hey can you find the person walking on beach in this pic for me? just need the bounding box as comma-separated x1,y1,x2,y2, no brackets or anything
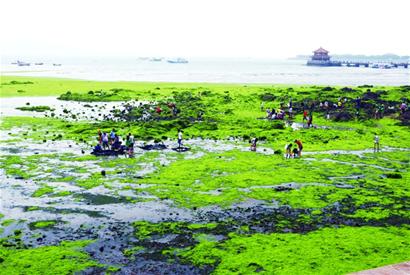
294,139,303,156
177,130,183,148
374,135,380,152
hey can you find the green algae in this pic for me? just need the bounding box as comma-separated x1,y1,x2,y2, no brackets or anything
1,219,16,227
1,77,410,274
176,226,410,274
32,185,55,197
140,150,409,209
16,105,55,112
0,240,100,275
29,220,58,229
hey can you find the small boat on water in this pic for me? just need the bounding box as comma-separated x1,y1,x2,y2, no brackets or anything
149,57,163,62
167,58,188,64
17,61,30,66
53,63,62,66
35,62,44,65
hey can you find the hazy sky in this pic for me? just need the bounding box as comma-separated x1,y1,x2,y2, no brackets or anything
1,0,409,58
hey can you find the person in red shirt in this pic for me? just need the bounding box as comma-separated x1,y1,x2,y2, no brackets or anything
303,110,308,123
294,139,303,156
155,106,162,114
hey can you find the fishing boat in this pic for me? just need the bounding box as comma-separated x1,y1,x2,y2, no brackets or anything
35,62,44,65
53,63,62,66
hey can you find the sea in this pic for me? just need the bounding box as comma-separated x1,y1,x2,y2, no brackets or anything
1,57,409,86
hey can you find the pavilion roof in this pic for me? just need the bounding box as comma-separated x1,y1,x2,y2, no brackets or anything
314,47,329,54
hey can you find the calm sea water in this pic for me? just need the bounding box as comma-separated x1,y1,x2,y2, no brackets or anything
1,57,409,86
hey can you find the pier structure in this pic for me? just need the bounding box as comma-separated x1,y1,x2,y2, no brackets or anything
307,48,409,68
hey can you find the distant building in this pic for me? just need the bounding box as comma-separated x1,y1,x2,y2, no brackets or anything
307,47,341,67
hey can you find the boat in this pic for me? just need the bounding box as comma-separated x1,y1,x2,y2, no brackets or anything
35,62,44,65
149,57,163,62
53,63,62,66
17,61,30,66
167,58,188,64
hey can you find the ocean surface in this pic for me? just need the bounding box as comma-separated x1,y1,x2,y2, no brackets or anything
1,57,409,86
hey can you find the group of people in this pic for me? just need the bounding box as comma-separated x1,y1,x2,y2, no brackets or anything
265,108,286,120
285,139,303,159
248,137,303,159
95,129,135,155
93,128,186,156
155,102,179,117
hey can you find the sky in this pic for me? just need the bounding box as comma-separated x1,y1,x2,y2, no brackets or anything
1,0,409,59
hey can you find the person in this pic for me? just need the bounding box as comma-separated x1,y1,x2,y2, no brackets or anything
266,108,271,119
374,135,380,152
285,143,293,159
177,130,183,148
326,112,330,120
109,129,116,144
155,105,162,114
378,104,385,118
294,139,303,156
271,109,277,119
102,132,109,150
292,147,299,158
303,110,308,123
307,114,313,128
197,110,204,121
126,133,135,155
288,106,293,119
355,97,361,110
97,129,102,145
250,137,258,151
94,143,103,152
112,134,122,151
400,102,407,114
172,106,178,116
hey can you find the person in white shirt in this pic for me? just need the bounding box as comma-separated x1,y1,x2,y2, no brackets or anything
178,130,183,148
374,135,380,152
